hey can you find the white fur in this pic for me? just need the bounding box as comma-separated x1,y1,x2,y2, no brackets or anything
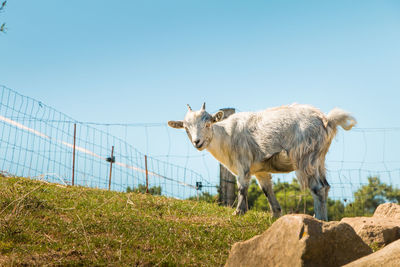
168,103,356,221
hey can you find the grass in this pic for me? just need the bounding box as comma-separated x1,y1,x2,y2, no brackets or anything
0,176,273,266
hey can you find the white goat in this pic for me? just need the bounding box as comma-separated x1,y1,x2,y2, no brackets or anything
168,103,356,221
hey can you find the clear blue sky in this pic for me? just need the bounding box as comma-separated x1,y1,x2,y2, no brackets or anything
1,1,400,196
1,0,400,125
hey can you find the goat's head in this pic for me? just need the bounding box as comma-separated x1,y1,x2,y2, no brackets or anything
168,103,224,151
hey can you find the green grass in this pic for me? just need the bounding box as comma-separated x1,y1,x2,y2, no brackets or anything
0,176,273,266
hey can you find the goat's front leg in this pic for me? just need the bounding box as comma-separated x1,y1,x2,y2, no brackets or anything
233,170,251,215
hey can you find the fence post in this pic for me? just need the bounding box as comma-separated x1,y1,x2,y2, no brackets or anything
72,123,76,186
145,155,149,193
108,146,114,190
284,187,287,214
218,108,236,206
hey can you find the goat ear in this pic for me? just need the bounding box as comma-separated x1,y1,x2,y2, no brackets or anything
212,111,224,123
168,120,184,129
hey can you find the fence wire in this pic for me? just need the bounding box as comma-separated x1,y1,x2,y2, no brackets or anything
1,84,399,219
0,85,213,199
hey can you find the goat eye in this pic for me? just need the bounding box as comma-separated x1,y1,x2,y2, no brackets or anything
205,122,211,128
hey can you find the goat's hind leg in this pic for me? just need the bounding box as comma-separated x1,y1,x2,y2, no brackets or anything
310,178,330,221
296,170,330,221
315,171,330,221
255,173,281,218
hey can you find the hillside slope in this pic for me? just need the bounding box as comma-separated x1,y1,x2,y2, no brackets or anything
0,176,273,266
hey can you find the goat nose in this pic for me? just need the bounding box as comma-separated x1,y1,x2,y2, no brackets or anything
194,139,200,145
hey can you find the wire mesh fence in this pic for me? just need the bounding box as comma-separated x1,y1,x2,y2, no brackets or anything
0,84,399,219
0,85,214,199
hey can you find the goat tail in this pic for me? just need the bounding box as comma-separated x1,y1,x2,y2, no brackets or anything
327,108,357,131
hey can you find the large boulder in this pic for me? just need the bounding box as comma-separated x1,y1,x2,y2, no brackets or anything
341,217,400,247
225,214,372,267
340,203,400,247
374,203,400,220
344,238,400,267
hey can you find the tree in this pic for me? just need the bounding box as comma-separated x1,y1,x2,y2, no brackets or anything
247,178,359,221
0,1,6,33
187,191,219,203
247,179,264,210
386,186,400,203
348,176,400,216
247,178,314,216
191,175,400,221
274,178,314,215
126,184,162,195
327,198,345,221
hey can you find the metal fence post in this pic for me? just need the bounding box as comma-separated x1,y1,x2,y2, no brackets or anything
284,187,287,214
145,155,149,193
108,146,114,190
72,123,76,186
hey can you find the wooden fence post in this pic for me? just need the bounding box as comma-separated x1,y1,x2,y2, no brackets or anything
218,108,236,206
72,123,76,186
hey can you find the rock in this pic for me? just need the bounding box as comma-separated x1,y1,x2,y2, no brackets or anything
340,203,400,247
374,203,400,220
225,214,372,267
341,217,400,247
343,239,400,267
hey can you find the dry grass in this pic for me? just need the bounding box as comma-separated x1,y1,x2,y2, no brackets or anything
0,176,273,266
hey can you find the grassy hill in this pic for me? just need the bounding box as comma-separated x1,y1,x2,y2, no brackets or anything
0,176,273,266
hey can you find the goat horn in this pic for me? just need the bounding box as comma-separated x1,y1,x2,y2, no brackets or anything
187,104,192,111
201,102,206,110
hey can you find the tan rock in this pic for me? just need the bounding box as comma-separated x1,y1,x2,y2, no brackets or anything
225,214,372,267
374,203,400,220
341,217,400,246
344,239,400,267
340,203,400,247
